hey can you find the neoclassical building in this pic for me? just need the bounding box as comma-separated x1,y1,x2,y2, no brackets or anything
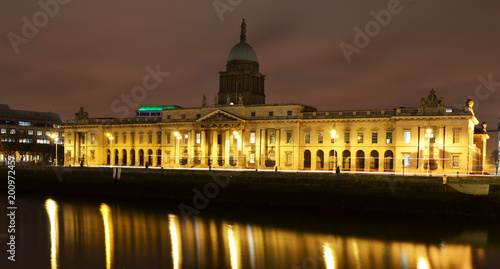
63,20,489,175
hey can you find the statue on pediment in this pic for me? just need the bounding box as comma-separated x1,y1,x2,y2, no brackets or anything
75,107,89,124
420,89,444,108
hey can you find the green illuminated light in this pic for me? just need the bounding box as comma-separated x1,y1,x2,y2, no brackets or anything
138,105,178,111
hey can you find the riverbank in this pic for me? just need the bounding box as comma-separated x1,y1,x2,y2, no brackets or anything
2,165,500,220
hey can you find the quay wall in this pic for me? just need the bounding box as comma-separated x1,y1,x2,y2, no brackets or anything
2,166,500,219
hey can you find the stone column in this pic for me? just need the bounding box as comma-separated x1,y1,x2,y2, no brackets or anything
201,130,207,166
294,126,300,170
255,129,261,168
224,129,230,167
239,128,245,168
75,132,80,166
260,129,266,168
189,129,195,165
311,149,317,171
276,129,281,169
118,148,123,166
212,129,218,166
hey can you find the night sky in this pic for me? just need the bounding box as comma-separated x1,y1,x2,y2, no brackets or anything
2,0,499,127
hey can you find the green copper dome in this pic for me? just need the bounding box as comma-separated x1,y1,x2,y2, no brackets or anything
228,41,258,62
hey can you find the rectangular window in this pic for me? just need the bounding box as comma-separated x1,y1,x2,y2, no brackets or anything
386,132,393,144
269,132,276,144
115,134,118,144
10,129,16,135
167,115,171,120
318,132,323,144
251,112,256,117
37,130,42,136
157,133,162,144
184,134,188,144
62,132,65,138
131,133,135,144
247,132,254,144
452,155,460,168
372,132,378,144
196,133,201,144
250,153,255,164
344,132,350,144
148,134,152,144
305,132,310,144
286,132,292,144
91,134,95,144
139,134,143,144
28,130,34,135
287,111,292,116
403,154,410,167
1,128,6,134
404,131,411,144
45,131,51,136
123,134,126,144
166,133,170,144
269,111,274,117
18,121,32,126
19,129,25,135
357,132,364,144
286,152,292,165
453,130,460,144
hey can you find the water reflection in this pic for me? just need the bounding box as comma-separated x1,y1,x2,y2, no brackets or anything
100,203,114,269
227,224,239,269
10,196,494,268
323,243,335,269
45,199,59,269
168,214,181,269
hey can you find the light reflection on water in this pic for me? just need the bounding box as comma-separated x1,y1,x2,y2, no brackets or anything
2,195,500,269
45,199,58,269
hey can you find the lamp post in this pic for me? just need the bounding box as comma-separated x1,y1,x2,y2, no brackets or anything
174,132,182,168
106,133,114,165
331,130,339,171
51,134,59,166
425,129,434,176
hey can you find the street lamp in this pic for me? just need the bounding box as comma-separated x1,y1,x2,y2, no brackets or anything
425,129,434,176
106,133,114,165
331,130,339,171
174,132,182,167
51,134,59,166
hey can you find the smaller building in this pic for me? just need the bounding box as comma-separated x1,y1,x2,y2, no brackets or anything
0,104,64,165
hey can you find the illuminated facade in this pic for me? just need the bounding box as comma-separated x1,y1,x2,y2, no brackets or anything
63,20,489,175
0,104,64,164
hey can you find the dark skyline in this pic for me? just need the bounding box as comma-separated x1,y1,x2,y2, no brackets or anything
2,0,499,127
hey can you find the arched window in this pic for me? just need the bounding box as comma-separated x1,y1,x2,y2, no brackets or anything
356,150,365,170
384,150,394,171
342,150,351,170
304,150,311,169
370,150,379,170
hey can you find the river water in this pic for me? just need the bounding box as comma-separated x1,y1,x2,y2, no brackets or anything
1,194,500,269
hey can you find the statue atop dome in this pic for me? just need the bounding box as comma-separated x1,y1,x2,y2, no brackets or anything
240,19,246,42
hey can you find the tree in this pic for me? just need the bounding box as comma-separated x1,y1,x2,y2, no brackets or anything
491,149,499,165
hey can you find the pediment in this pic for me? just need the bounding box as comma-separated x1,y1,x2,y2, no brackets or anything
196,110,244,123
